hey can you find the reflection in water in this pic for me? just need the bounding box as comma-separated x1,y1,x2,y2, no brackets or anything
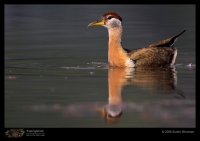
22,66,189,126
100,67,184,124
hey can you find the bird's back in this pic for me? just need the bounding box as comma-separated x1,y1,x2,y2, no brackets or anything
125,30,186,68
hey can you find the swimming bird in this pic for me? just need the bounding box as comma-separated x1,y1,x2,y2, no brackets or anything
88,11,186,68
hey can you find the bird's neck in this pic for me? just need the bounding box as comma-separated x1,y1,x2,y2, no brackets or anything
107,26,128,67
108,26,122,46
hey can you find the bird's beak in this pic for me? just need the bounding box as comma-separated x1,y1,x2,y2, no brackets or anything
88,19,104,27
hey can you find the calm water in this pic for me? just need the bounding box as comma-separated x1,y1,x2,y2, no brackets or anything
5,5,195,128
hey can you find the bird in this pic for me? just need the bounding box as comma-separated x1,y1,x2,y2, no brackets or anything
87,11,186,69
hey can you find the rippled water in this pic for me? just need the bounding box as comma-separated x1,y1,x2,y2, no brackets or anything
5,5,195,128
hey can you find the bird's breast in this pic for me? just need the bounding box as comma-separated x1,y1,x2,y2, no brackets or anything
108,47,135,67
108,50,126,67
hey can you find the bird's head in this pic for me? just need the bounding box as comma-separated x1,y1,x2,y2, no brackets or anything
88,11,122,29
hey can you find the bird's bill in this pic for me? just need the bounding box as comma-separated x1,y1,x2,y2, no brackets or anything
88,19,104,27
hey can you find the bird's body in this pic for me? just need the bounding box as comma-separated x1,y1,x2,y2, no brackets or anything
88,11,186,68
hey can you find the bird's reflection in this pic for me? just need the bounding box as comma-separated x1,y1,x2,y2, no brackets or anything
22,66,186,126
99,67,184,124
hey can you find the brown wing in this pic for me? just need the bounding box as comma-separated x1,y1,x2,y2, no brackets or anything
125,30,186,67
128,47,175,67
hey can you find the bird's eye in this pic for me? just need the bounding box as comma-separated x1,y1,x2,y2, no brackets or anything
107,16,112,20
